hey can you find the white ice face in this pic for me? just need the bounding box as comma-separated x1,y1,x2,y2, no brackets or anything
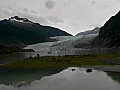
25,32,98,56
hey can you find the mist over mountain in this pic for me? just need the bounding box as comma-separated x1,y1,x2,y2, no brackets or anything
76,27,100,36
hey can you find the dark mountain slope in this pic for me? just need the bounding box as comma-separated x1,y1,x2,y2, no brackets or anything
99,11,120,38
0,16,72,53
0,19,47,45
44,26,72,37
94,11,120,48
76,27,100,36
0,16,72,45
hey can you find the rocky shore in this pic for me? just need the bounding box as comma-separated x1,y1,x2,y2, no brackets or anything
82,65,120,72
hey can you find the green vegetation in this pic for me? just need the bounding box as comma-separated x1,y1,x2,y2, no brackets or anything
1,52,120,69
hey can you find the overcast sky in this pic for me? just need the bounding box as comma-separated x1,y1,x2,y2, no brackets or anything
0,0,120,35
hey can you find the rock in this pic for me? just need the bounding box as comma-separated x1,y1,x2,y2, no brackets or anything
72,68,76,71
86,68,93,73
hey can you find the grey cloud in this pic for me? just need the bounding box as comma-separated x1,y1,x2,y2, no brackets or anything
91,0,96,4
15,11,50,25
30,10,37,14
21,8,38,15
64,1,71,6
0,7,64,25
30,16,64,25
45,0,55,9
22,8,29,12
0,8,16,18
32,17,50,25
47,16,64,24
0,9,11,16
0,7,49,25
17,10,63,25
18,8,64,24
28,16,64,25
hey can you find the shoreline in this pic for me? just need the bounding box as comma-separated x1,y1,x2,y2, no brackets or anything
0,65,120,73
81,65,120,72
0,52,120,72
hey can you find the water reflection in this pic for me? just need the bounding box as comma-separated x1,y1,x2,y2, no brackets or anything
106,72,120,84
0,68,64,86
0,67,120,90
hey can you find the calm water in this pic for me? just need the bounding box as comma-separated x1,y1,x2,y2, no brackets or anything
0,67,120,90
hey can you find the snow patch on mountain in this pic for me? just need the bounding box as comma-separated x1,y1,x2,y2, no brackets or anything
10,18,24,22
76,27,100,36
8,16,32,23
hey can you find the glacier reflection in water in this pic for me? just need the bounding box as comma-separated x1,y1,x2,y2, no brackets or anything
0,67,120,90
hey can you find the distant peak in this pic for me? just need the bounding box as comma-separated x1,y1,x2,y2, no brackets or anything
93,27,100,31
8,16,32,23
94,27,100,29
11,16,19,19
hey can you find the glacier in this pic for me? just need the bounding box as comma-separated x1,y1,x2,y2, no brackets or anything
25,33,98,56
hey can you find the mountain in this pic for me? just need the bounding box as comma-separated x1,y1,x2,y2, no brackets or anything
95,11,120,48
0,16,72,53
43,26,72,37
76,27,100,36
0,16,72,45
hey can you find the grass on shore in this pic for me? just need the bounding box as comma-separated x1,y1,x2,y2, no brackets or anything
1,52,120,69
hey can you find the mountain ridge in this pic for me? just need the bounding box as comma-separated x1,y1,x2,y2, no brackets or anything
76,27,100,36
93,11,120,48
0,16,72,53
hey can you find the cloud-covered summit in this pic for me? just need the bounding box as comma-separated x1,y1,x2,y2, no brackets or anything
45,0,55,9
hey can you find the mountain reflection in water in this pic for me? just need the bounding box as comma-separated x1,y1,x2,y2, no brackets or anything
0,68,64,86
0,67,120,90
106,72,120,84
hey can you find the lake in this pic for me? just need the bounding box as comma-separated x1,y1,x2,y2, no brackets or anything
0,67,120,90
